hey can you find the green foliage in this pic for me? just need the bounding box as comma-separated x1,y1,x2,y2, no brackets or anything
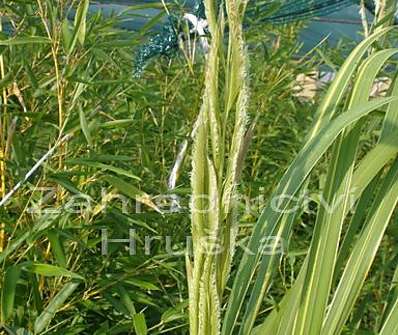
226,27,398,335
2,0,396,334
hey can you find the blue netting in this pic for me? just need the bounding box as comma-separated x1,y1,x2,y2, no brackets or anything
134,0,360,74
260,0,356,23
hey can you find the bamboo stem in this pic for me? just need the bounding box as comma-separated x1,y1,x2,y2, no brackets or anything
0,16,7,252
36,0,66,204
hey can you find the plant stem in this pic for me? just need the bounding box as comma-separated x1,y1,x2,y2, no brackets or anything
0,16,7,252
37,0,66,204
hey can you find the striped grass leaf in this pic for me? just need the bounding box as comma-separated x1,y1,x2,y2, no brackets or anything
222,29,398,334
292,48,398,335
381,264,398,324
240,203,301,334
334,176,380,278
252,258,308,335
221,96,396,335
332,73,398,272
351,72,398,199
269,49,398,335
321,158,398,335
380,266,398,335
380,297,398,335
308,26,393,138
222,31,391,333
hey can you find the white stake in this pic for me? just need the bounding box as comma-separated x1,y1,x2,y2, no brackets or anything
0,134,72,207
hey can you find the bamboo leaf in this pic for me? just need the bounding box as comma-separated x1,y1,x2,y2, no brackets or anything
0,36,50,46
24,263,84,281
62,19,72,52
117,285,136,315
0,214,59,263
47,230,67,268
132,313,148,335
104,175,161,213
79,105,92,146
34,282,80,334
48,174,81,195
1,265,22,323
69,0,89,54
66,158,141,181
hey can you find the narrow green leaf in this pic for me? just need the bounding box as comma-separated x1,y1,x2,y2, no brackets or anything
104,175,161,213
66,158,141,181
293,48,398,335
132,313,148,335
0,36,50,46
322,159,398,335
25,263,84,281
308,27,393,138
74,0,89,45
34,282,80,334
117,285,136,315
61,19,72,52
161,302,187,324
47,230,67,268
48,174,81,195
79,105,92,146
69,0,89,54
380,297,398,334
0,214,59,263
1,265,22,323
124,278,160,291
222,97,396,335
100,119,135,129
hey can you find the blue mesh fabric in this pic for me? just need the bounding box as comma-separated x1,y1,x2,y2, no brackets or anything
134,0,358,74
